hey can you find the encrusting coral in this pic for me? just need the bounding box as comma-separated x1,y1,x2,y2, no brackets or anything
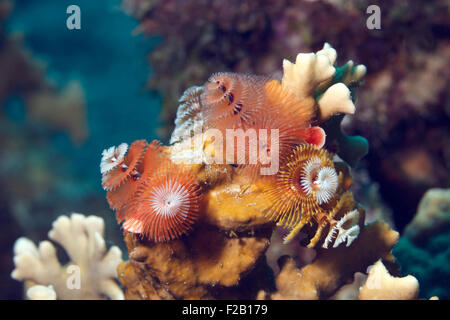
403,188,450,243
10,42,422,300
117,224,274,299
93,44,417,300
11,213,124,300
123,0,449,232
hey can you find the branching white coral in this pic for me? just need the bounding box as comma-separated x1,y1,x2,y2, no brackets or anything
359,260,419,300
301,157,338,205
100,143,128,174
280,43,365,122
11,213,124,300
340,60,367,85
281,47,336,100
169,129,208,165
323,209,360,249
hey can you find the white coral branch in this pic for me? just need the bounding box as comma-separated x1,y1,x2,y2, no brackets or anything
11,213,124,300
316,42,337,65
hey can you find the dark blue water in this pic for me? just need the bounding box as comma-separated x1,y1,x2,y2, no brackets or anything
8,0,162,195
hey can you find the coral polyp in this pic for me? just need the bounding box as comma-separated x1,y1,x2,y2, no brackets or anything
118,161,202,242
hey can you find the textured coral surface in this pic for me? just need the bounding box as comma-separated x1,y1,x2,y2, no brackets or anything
258,222,399,300
110,44,419,300
3,0,449,300
12,213,124,300
119,224,273,299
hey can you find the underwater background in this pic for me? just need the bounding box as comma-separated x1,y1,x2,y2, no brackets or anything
0,0,449,299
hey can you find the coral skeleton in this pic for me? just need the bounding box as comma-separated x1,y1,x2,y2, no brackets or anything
11,213,124,300
70,43,420,300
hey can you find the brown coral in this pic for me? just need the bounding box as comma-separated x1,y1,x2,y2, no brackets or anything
106,140,166,210
118,223,273,299
105,42,414,301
